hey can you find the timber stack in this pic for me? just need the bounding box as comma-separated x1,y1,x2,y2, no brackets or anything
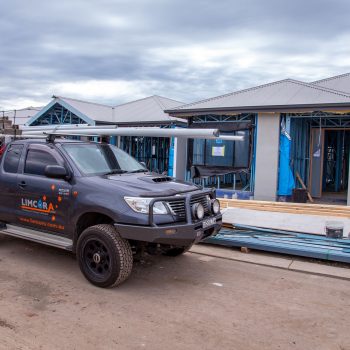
0,116,20,136
219,198,350,218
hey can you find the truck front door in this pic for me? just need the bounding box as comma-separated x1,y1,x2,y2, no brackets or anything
16,144,72,237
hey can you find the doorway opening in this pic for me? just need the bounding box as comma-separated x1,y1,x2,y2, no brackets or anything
321,130,350,204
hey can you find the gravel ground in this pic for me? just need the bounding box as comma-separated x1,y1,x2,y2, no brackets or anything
0,234,350,350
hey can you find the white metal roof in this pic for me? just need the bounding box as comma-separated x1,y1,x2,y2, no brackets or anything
113,95,184,123
167,79,350,113
55,96,115,123
53,95,184,124
313,73,350,94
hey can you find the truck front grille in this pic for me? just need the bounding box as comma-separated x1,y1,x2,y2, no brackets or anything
167,199,186,218
167,194,210,219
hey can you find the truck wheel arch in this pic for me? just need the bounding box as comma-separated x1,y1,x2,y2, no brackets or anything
75,212,115,245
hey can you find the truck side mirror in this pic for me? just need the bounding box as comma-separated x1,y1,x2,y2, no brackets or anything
45,165,68,180
140,161,147,169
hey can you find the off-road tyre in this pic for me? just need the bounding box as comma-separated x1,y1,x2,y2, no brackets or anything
77,224,133,288
162,244,193,257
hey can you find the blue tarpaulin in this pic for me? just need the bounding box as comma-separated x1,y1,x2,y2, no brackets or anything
278,132,295,196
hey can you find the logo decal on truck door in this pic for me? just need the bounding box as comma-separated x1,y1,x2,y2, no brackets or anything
21,197,56,214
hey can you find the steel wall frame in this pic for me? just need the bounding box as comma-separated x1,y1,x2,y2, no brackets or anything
285,111,350,128
285,111,350,192
30,103,87,126
119,124,173,174
191,113,255,124
188,113,257,191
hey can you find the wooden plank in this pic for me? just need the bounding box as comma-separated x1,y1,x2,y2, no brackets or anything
222,206,349,218
220,206,350,217
219,202,350,214
295,171,313,203
219,198,350,211
218,198,350,218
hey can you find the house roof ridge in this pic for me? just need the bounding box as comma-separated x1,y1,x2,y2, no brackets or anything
172,79,296,110
170,78,350,111
154,95,185,105
113,95,183,109
53,95,114,108
287,79,350,98
312,72,350,84
9,106,43,112
113,95,154,108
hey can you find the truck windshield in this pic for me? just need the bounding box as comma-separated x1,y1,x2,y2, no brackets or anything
62,143,147,176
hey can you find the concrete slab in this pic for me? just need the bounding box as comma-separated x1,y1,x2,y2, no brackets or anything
190,244,293,269
190,243,350,280
289,260,350,280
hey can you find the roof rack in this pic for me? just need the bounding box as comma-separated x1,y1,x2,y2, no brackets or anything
18,125,244,141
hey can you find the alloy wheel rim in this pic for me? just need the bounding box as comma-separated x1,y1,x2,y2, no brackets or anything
83,238,111,278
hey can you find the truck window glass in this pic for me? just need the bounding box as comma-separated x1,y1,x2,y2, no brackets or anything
24,149,59,176
63,144,145,175
0,139,5,158
3,144,23,173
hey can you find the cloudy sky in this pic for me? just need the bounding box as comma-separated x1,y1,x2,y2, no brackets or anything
0,0,349,110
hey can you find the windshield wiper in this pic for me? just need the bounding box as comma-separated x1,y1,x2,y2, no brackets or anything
104,169,128,175
128,169,148,173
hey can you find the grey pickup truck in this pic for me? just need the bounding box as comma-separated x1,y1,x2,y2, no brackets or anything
0,138,222,287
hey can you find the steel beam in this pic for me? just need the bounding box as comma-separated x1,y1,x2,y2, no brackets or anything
21,126,244,141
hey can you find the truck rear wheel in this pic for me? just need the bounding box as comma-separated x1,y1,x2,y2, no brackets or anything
77,224,133,288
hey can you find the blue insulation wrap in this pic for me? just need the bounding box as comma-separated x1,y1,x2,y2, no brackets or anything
278,133,295,196
110,136,117,145
168,137,174,177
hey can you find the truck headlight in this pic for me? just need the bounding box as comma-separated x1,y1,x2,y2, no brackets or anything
124,197,169,215
211,199,220,214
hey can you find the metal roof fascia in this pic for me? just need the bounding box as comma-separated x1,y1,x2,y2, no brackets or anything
165,102,350,116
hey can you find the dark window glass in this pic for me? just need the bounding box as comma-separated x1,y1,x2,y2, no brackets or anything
3,144,23,173
24,149,58,176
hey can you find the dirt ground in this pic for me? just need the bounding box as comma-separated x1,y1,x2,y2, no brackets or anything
0,235,350,350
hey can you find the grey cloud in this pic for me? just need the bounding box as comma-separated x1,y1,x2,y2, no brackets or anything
0,0,350,109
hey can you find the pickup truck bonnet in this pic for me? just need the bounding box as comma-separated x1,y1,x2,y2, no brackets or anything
88,173,200,197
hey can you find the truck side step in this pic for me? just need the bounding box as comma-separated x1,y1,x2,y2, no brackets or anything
0,224,73,251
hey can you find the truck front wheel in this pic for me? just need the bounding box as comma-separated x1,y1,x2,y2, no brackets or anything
77,224,133,288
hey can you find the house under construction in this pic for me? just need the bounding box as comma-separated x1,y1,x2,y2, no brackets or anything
2,73,350,206
167,73,350,205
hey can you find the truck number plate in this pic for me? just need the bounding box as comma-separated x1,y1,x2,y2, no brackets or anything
202,217,216,229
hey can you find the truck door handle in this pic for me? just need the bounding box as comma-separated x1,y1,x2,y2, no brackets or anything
18,181,27,189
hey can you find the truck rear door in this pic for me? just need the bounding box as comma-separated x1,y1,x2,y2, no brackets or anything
16,144,72,237
0,143,24,223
